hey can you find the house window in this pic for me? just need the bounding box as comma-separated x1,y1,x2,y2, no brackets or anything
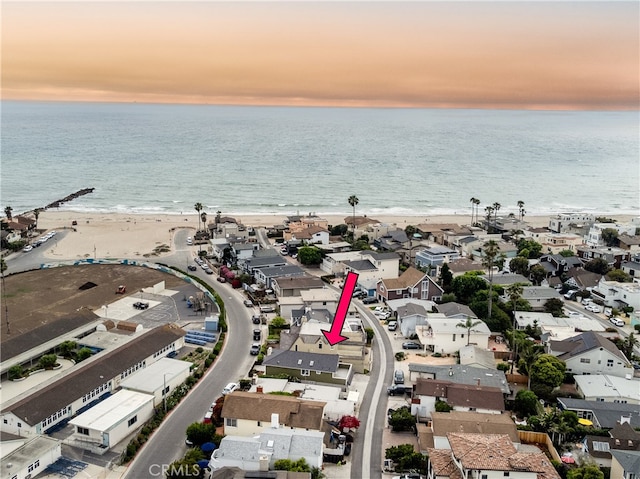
316,371,322,375
301,369,310,376
452,334,456,342
2,419,6,424
482,475,488,479
257,421,262,427
17,422,21,427
607,359,613,367
127,416,137,427
504,474,510,477
77,427,89,435
580,358,591,364
318,343,322,349
226,418,237,427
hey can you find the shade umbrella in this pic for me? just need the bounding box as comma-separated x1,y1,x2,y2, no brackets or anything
578,418,593,426
201,442,217,452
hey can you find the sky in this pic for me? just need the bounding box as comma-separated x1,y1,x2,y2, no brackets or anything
2,1,639,110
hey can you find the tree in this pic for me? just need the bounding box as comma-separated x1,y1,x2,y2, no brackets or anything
385,443,428,473
606,269,632,282
559,249,575,257
529,264,546,286
517,238,543,259
435,399,453,412
456,317,483,346
59,340,77,358
473,198,481,225
509,257,530,276
33,208,42,228
439,263,453,293
544,298,565,317
8,365,24,380
297,246,323,265
517,200,525,221
194,202,203,232
469,197,479,225
388,407,416,432
330,224,348,236
584,258,610,275
271,316,287,328
186,422,217,446
4,206,13,221
601,228,619,247
38,354,58,369
567,465,604,479
529,354,566,400
450,273,488,304
621,332,638,360
506,283,524,373
348,195,359,239
76,347,92,362
482,240,500,319
0,256,7,274
484,206,494,231
514,389,539,418
492,202,501,229
200,212,207,231
274,458,311,473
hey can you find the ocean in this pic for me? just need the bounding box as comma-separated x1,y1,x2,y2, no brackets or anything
1,101,638,218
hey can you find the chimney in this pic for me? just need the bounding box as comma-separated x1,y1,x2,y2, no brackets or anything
620,415,631,425
256,385,263,394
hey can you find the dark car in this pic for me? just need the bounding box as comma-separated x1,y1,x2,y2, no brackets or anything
217,276,226,283
387,385,410,396
253,329,261,341
362,296,377,304
402,341,422,350
187,265,197,271
133,301,150,310
252,315,261,324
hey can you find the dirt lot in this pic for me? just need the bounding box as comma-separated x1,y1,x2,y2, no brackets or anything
0,264,184,341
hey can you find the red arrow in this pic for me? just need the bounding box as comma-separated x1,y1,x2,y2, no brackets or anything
323,271,359,346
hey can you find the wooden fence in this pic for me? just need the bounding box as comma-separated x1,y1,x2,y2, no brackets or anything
518,430,562,462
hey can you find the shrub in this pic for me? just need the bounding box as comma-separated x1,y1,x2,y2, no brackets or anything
497,362,510,372
395,352,406,361
38,354,58,369
76,347,92,362
8,365,24,380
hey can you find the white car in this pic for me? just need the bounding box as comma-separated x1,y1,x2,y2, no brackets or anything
586,304,602,313
609,317,625,327
22,245,33,252
222,382,239,395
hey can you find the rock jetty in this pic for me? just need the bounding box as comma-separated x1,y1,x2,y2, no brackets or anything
45,188,95,210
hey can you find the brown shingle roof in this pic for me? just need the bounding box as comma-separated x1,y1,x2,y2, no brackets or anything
445,384,505,412
381,267,426,290
431,411,519,442
4,324,186,425
221,391,326,431
448,433,520,470
426,449,463,479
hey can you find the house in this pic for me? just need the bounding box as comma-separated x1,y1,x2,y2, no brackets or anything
415,245,460,268
458,345,498,370
220,391,326,437
271,276,325,298
285,319,369,374
574,374,640,404
548,213,595,234
415,223,471,246
373,228,409,252
434,302,478,321
538,254,584,277
232,242,261,262
254,265,306,288
68,390,154,453
209,428,325,472
429,411,520,449
244,255,288,274
621,254,640,279
396,303,431,338
610,450,640,479
289,225,329,245
262,350,353,387
285,215,328,233
411,378,505,419
576,245,630,269
447,257,484,276
548,331,633,378
618,235,640,253
427,433,559,479
557,397,640,429
377,267,444,302
585,222,636,248
539,234,585,255
407,365,510,395
582,420,640,468
564,267,603,292
591,279,640,311
320,250,399,279
471,240,519,262
416,316,491,355
520,286,563,311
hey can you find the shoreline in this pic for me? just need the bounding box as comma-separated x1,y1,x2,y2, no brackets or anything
25,210,637,262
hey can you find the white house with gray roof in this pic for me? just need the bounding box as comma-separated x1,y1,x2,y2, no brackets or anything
611,450,640,479
434,302,478,321
254,265,306,288
557,398,640,429
408,364,510,394
519,286,563,311
416,316,491,355
209,428,325,472
415,245,460,268
574,374,640,404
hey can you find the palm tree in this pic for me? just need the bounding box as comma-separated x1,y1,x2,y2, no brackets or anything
194,202,203,232
517,200,525,221
492,202,501,229
469,197,478,226
456,317,483,346
200,212,208,232
215,210,222,225
4,206,13,221
622,332,638,360
482,240,500,320
484,206,494,231
33,208,42,228
506,282,524,373
348,195,359,239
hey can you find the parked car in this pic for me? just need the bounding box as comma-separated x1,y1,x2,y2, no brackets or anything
387,321,398,331
609,317,625,327
586,304,602,313
252,315,262,325
243,299,253,307
22,245,33,252
362,296,378,304
205,268,214,275
187,265,197,271
392,474,423,479
186,237,193,245
250,343,261,355
217,276,226,283
253,329,261,341
222,382,239,395
564,290,578,299
133,301,150,310
393,369,405,384
402,341,421,350
387,384,410,396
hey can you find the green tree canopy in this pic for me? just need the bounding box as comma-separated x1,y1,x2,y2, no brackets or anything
385,443,428,473
530,354,566,400
297,246,323,265
544,298,565,317
186,422,217,446
439,263,453,292
509,256,530,276
600,228,619,247
529,264,546,286
517,238,543,258
514,389,540,418
330,224,349,236
558,249,575,257
274,458,311,472
451,273,488,304
389,407,416,432
606,269,632,282
567,464,604,479
584,258,610,275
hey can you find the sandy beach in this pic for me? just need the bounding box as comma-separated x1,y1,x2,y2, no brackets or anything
31,210,635,261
